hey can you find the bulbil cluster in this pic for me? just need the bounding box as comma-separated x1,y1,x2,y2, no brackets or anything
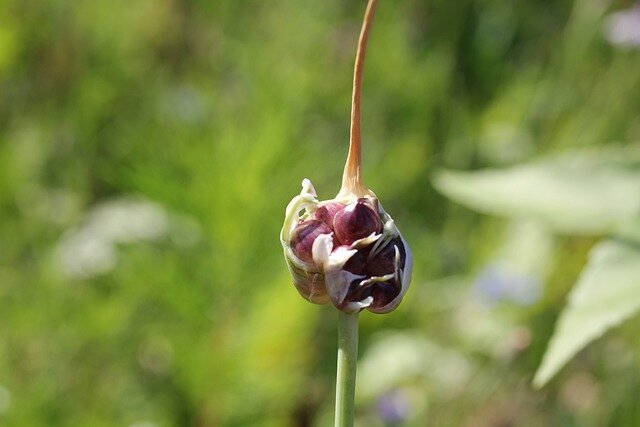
281,180,412,314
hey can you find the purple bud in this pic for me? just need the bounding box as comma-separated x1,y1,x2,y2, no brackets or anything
314,202,344,227
290,220,332,263
342,278,401,312
342,247,368,275
333,198,382,245
281,180,412,314
367,237,406,277
343,278,373,307
369,281,401,309
339,237,407,311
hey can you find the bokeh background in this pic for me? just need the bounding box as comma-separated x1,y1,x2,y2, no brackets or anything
1,0,640,425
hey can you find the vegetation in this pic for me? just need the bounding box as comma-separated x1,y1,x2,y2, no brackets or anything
1,0,639,425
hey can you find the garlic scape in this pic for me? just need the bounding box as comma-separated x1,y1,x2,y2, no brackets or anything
280,0,412,314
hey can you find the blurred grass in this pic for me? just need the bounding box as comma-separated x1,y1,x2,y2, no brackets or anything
0,0,639,425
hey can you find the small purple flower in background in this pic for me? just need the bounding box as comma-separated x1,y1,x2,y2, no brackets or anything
473,262,542,307
377,389,410,426
604,4,640,48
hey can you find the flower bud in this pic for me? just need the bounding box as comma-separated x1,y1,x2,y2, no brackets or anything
333,198,382,245
336,236,409,313
342,247,368,275
290,219,333,263
366,237,406,277
315,202,344,227
369,281,401,310
281,180,412,314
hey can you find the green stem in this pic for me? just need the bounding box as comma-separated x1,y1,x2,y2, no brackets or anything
335,311,359,427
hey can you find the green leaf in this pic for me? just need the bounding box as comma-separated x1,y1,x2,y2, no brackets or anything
533,230,640,387
433,146,640,234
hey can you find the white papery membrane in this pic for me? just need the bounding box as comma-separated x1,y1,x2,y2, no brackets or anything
281,179,413,314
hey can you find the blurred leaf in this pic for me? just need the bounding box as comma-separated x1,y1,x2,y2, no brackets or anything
533,225,640,387
433,146,640,234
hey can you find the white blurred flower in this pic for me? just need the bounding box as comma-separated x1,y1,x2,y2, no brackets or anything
55,196,200,279
604,5,640,48
57,229,117,279
86,198,169,244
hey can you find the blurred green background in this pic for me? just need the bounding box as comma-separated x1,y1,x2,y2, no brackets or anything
1,0,640,425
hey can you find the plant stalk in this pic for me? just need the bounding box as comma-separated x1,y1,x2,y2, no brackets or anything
335,1,375,421
339,0,378,198
334,311,359,427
